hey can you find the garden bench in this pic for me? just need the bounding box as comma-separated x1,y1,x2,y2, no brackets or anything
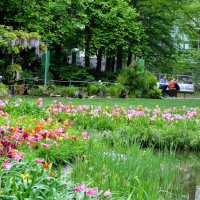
157,82,194,98
175,82,194,98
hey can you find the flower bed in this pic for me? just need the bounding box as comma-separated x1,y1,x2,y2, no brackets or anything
0,96,199,199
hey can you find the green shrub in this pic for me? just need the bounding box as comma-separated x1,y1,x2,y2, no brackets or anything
0,161,76,199
88,84,100,95
29,85,45,96
100,71,119,82
117,62,161,98
6,64,22,84
57,65,95,81
143,71,158,94
53,86,68,96
88,84,122,97
65,86,79,97
109,85,122,97
0,82,8,97
21,69,37,79
101,84,111,96
148,86,162,99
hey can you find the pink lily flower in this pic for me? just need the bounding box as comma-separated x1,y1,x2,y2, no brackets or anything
41,143,50,149
86,188,98,196
2,161,12,170
104,189,112,198
74,184,86,193
35,158,44,165
82,132,89,140
53,141,59,147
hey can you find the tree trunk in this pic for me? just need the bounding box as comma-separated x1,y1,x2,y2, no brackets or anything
85,25,91,67
54,44,62,64
106,57,111,72
111,56,115,72
106,56,115,72
127,46,133,66
96,48,103,72
116,46,123,71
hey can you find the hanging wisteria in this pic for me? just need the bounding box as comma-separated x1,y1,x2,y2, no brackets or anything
0,28,43,57
9,40,15,47
0,26,44,84
21,39,28,48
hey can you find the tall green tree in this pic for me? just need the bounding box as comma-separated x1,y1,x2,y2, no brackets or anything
82,0,143,72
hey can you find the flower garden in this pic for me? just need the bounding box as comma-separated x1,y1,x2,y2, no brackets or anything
0,96,199,199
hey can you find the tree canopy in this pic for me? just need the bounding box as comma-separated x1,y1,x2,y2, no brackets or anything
0,0,199,81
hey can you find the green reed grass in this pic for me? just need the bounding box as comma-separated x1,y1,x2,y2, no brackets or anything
71,139,184,199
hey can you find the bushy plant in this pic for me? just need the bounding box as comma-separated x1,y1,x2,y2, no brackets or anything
57,65,95,82
65,86,79,97
148,86,162,99
29,85,45,96
142,71,158,94
88,84,100,96
117,63,144,91
20,69,36,79
117,62,161,98
0,161,109,200
100,71,119,82
109,85,123,97
6,64,22,84
0,82,8,97
14,84,28,95
101,84,111,96
53,86,68,96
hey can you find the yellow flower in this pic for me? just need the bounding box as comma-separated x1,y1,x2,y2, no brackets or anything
21,173,29,179
59,136,63,141
21,173,31,183
50,170,55,176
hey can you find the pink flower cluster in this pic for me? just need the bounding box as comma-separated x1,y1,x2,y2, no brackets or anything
45,101,199,123
74,184,112,198
37,98,43,109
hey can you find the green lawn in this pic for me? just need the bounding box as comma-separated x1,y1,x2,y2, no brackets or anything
15,95,200,109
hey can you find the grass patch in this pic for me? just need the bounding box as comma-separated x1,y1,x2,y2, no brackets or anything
8,95,200,109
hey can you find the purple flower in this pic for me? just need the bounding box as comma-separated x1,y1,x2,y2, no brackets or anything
22,132,29,139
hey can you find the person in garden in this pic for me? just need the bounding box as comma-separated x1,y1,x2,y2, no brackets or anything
168,77,176,89
168,77,180,90
174,78,180,91
159,73,168,97
167,77,180,97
